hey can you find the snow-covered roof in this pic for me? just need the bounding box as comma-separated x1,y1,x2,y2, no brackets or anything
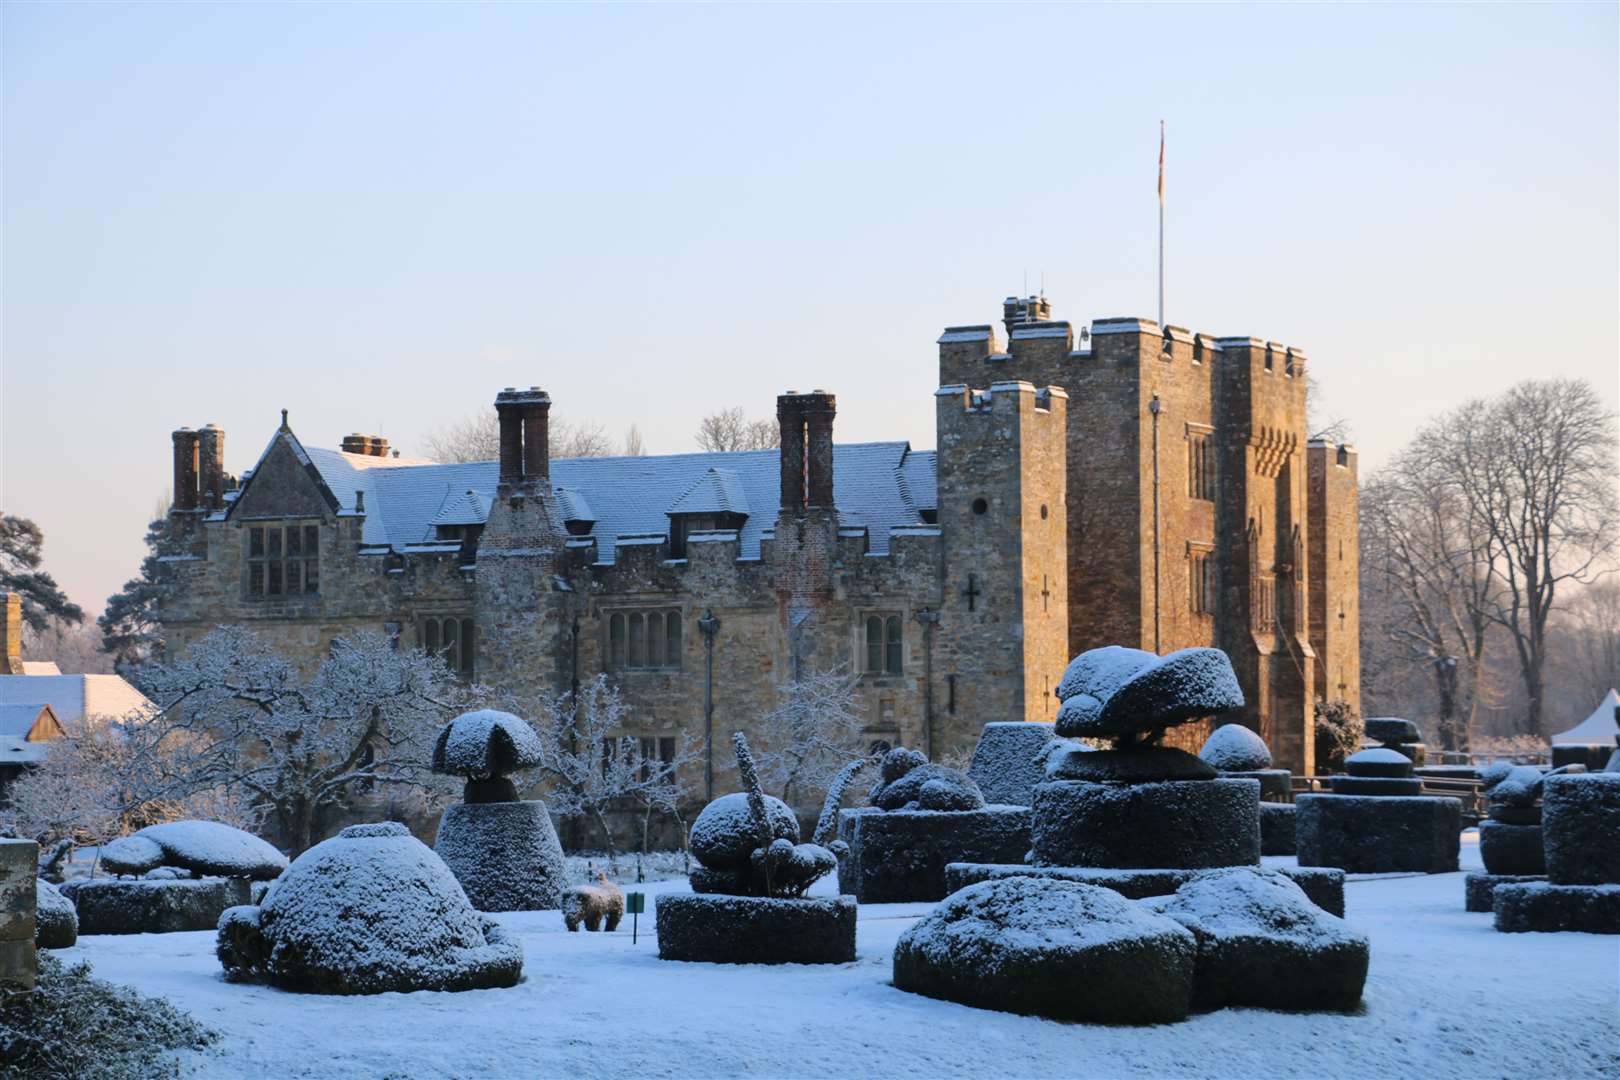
666,468,751,518
301,442,937,564
0,735,48,765
428,488,493,529
0,674,155,726
1551,689,1620,746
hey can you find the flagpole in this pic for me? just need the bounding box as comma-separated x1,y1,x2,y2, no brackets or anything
1157,120,1165,328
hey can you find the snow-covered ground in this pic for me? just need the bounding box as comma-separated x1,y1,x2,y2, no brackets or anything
59,832,1620,1079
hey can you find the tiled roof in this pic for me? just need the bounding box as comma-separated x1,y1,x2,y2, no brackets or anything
666,468,751,518
299,442,936,564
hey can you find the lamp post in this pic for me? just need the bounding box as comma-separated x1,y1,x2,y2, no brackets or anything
698,609,720,801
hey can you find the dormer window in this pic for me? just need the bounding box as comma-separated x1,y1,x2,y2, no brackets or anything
669,512,746,558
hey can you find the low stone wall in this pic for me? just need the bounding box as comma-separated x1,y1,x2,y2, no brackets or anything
1,838,37,991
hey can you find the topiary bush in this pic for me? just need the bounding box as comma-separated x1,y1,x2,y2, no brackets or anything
0,952,215,1080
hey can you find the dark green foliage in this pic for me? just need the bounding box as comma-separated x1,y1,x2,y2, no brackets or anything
0,952,215,1080
0,515,84,632
98,517,167,672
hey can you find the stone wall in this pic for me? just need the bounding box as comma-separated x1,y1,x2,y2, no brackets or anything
1,838,37,991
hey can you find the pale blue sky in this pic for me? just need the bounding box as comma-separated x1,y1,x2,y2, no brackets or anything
3,2,1616,616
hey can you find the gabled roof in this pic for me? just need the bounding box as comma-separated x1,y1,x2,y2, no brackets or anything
666,467,751,518
1552,688,1620,745
294,440,937,564
0,674,156,726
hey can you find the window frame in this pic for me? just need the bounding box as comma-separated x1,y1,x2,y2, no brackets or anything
861,611,905,676
603,608,684,672
245,521,321,599
419,615,476,678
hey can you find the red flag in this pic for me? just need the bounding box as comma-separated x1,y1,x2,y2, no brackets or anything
1158,121,1165,206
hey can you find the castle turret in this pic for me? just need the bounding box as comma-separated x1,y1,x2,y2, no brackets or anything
933,379,1068,742
1308,440,1360,714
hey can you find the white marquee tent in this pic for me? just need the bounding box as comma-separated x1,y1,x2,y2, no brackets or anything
1551,688,1620,745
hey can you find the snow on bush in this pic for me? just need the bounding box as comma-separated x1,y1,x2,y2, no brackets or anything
689,792,799,869
1200,723,1273,772
98,834,164,877
217,821,522,994
0,952,215,1080
1055,646,1244,740
35,878,78,949
1142,867,1369,1011
892,876,1197,1025
431,709,544,778
135,820,287,880
867,749,985,812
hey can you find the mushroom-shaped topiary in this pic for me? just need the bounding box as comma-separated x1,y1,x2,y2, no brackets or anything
432,709,544,803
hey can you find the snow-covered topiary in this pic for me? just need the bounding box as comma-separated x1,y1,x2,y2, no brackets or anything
1343,747,1414,778
1200,723,1273,772
1142,867,1369,1011
100,834,165,877
35,878,78,949
690,792,799,870
1054,646,1244,742
134,820,287,881
867,747,985,811
892,876,1197,1025
432,709,543,781
215,821,522,994
966,722,1055,806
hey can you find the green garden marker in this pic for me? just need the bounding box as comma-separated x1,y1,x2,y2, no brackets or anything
625,891,645,943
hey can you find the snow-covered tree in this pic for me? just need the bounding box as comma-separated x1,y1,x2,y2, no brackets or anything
0,711,252,850
525,674,697,869
757,665,866,806
133,625,472,851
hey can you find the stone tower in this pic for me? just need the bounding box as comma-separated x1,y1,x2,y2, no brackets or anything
1308,440,1361,710
933,377,1069,746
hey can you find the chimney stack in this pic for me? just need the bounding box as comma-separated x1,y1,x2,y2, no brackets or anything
171,428,200,511
493,387,552,492
777,390,837,511
340,434,390,457
1002,294,1053,339
198,424,226,510
1,593,22,674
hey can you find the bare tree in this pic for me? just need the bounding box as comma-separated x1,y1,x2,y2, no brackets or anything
423,409,615,463
1551,580,1620,714
133,625,471,852
695,408,779,453
623,423,647,457
526,674,697,870
1306,371,1353,445
757,665,866,806
24,620,114,675
1424,379,1618,736
1359,451,1499,751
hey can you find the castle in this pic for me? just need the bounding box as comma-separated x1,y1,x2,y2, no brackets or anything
156,296,1359,819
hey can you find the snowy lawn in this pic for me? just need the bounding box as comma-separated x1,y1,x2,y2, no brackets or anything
58,833,1619,1079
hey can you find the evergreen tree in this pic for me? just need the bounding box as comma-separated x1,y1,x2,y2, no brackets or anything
0,514,84,630
98,517,167,671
